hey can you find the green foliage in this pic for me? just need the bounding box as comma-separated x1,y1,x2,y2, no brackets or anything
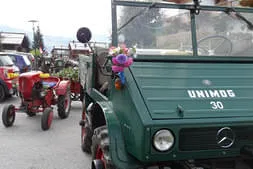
20,35,31,52
30,49,42,57
52,67,79,82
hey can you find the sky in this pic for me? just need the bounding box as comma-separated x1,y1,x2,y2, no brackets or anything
0,0,112,39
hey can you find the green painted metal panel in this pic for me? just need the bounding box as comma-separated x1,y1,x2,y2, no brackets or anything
88,61,253,164
111,73,152,162
131,62,253,120
94,101,143,169
146,121,253,162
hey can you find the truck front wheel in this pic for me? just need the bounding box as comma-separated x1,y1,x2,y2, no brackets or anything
91,125,115,169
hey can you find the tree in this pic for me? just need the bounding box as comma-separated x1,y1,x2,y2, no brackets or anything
32,25,45,54
118,5,164,48
19,35,31,52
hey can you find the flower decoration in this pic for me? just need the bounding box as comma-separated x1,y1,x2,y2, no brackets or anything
109,45,134,86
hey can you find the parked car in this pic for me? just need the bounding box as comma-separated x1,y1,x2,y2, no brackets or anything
15,52,35,70
0,53,20,73
0,55,19,102
7,53,31,73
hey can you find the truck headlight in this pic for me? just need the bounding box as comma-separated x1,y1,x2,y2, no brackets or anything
153,129,174,152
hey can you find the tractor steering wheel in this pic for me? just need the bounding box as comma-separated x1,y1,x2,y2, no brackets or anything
197,35,233,56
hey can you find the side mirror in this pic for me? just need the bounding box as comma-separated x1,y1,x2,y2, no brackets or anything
76,27,92,43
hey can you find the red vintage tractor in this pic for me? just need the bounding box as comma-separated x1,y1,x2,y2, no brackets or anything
2,71,71,130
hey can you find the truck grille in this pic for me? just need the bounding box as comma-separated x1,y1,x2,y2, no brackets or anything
179,126,253,151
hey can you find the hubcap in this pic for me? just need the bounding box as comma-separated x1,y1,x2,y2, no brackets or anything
96,146,104,161
96,146,106,166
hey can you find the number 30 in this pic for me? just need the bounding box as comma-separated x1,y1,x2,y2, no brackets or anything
210,101,224,109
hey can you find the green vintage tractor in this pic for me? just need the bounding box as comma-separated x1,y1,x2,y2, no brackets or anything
78,0,253,169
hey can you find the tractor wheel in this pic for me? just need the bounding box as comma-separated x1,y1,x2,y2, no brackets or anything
0,84,6,102
81,101,92,153
81,118,93,153
41,107,53,131
2,104,15,127
92,125,115,169
57,92,71,119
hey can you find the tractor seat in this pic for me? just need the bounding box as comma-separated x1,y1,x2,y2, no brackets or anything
42,81,57,88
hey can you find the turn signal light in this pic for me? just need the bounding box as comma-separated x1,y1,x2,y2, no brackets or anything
114,78,122,90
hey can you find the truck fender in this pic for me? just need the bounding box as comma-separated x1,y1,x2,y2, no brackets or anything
96,101,142,169
55,80,70,95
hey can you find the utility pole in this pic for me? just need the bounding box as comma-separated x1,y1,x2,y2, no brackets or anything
0,32,2,52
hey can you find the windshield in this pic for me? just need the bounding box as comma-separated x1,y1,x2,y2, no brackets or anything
21,55,31,66
117,0,244,6
116,0,253,57
0,55,14,66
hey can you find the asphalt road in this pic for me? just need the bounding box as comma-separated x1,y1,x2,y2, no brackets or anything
0,96,91,169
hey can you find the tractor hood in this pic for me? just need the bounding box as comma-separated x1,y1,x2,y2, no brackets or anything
130,61,253,120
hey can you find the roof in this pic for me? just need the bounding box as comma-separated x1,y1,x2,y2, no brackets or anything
0,32,25,45
69,41,90,51
52,46,69,51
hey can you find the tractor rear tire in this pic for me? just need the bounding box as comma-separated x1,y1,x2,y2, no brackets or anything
81,124,93,153
80,85,84,102
81,99,92,153
41,107,53,131
57,93,71,119
92,125,115,169
2,104,15,127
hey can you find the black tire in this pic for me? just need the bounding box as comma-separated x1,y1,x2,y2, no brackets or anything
2,104,15,127
81,122,93,153
0,84,6,102
41,107,53,131
92,125,115,169
81,100,92,153
57,91,71,119
80,85,84,102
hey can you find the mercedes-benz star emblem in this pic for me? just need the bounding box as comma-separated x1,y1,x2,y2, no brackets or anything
216,127,235,148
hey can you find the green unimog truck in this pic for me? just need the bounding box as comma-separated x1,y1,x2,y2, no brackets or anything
78,0,253,168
